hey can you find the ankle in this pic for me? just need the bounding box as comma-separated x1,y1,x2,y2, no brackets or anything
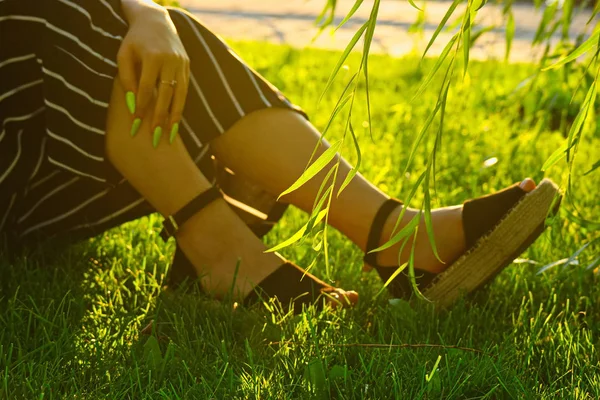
175,199,284,299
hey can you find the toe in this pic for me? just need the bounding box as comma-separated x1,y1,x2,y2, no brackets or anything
519,177,537,192
327,289,359,308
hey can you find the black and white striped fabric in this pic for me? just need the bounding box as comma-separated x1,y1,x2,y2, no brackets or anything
0,0,304,249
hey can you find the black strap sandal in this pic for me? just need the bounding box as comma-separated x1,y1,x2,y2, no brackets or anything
161,187,353,313
364,179,561,306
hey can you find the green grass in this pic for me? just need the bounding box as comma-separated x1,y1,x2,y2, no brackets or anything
2,41,600,399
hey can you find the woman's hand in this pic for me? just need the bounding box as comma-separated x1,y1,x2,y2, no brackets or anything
118,0,190,147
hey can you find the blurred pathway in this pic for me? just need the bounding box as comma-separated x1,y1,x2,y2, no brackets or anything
179,0,595,62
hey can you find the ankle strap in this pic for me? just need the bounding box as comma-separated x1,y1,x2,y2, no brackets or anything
363,198,403,267
160,186,222,241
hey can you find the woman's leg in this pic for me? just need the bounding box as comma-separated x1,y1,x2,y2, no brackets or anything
104,78,357,302
210,108,536,273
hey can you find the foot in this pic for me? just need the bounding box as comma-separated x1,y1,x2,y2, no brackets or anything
175,197,358,308
372,178,537,274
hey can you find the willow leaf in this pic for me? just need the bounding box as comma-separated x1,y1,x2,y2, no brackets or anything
278,140,343,199
319,22,368,103
423,169,441,263
393,170,427,234
265,209,328,252
413,34,458,101
566,81,596,154
543,30,600,70
588,0,600,25
423,0,460,58
368,213,420,255
338,121,362,196
584,158,600,175
407,0,423,12
463,13,471,76
541,141,568,171
362,0,380,141
505,11,515,61
336,0,364,30
404,101,442,173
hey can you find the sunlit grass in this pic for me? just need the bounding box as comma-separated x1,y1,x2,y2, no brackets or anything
1,41,599,398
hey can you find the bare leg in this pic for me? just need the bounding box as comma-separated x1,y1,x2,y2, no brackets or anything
105,79,357,302
211,108,536,273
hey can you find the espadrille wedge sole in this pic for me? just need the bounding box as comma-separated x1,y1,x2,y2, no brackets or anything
422,178,560,307
364,178,561,307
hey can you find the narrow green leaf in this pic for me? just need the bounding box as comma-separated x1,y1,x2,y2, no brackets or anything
566,80,596,152
470,25,495,46
321,76,357,136
463,13,471,76
278,140,342,200
265,210,328,252
561,0,573,40
337,121,362,196
404,101,442,173
380,262,409,291
423,0,461,58
361,0,380,142
474,0,487,11
305,358,328,399
423,169,441,263
413,34,459,101
312,165,337,212
588,0,600,25
534,3,557,45
336,0,365,30
319,22,369,102
393,170,427,234
543,30,600,70
407,0,423,11
426,355,443,382
368,213,420,255
306,186,333,234
584,158,600,175
541,141,568,171
505,11,515,62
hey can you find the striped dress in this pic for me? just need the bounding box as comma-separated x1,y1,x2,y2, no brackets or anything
0,0,305,251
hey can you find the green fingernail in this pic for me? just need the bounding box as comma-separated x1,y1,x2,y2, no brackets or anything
153,126,162,148
125,91,136,115
130,118,142,137
169,122,179,144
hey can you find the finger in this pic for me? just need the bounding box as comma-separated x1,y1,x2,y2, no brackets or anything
152,66,177,148
168,64,189,144
116,45,139,115
137,54,162,118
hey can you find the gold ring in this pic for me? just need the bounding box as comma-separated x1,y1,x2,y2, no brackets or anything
160,80,177,88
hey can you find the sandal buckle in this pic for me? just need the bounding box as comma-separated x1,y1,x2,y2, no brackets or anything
160,215,179,241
